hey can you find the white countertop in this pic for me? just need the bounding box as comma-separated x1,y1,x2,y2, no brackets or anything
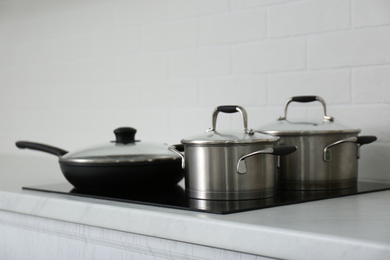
1,153,390,260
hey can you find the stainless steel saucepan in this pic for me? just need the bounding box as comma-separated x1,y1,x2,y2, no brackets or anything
169,105,297,200
257,96,376,190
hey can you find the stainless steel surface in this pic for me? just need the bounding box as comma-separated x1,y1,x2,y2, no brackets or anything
183,143,278,200
237,147,274,174
323,136,359,161
277,133,359,190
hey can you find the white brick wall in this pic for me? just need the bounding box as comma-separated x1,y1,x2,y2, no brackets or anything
170,0,230,20
1,0,389,181
170,47,231,77
268,0,350,38
353,66,390,103
143,21,198,51
232,0,293,9
352,0,390,28
234,39,306,73
268,70,351,105
198,76,267,106
200,10,266,45
308,27,390,69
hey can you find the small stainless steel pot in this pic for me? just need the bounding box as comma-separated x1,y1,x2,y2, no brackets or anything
257,96,377,190
169,105,296,200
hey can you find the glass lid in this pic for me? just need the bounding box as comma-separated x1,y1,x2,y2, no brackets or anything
182,130,279,145
257,96,360,135
61,127,180,164
259,119,360,135
182,106,279,145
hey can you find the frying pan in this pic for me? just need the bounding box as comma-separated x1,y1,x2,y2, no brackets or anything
16,127,184,191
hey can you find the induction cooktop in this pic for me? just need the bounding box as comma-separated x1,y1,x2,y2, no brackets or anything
23,181,390,214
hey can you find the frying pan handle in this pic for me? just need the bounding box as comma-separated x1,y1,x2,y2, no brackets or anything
278,95,334,122
168,144,185,169
15,141,68,157
237,146,297,174
323,135,377,161
208,105,254,135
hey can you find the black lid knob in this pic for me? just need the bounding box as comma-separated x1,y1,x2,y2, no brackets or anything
114,127,137,144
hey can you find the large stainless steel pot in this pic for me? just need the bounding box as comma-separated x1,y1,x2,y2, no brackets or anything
257,96,377,190
169,105,297,200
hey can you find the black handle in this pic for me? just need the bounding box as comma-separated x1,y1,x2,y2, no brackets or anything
173,144,185,152
356,136,377,145
15,141,68,157
114,127,137,144
271,146,297,156
291,96,317,103
217,106,239,113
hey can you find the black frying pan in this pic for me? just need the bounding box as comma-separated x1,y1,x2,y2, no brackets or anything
16,127,184,191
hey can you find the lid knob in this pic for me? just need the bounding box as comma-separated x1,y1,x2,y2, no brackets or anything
114,127,137,144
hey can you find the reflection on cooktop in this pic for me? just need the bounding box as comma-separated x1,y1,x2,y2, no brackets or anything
23,182,390,214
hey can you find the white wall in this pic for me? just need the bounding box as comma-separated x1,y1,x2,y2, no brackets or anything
1,0,389,181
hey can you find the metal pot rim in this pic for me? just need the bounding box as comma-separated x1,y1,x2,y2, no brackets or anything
259,129,361,136
180,140,279,145
59,156,181,165
181,130,280,145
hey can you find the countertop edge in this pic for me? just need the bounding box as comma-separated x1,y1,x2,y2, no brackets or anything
1,188,390,260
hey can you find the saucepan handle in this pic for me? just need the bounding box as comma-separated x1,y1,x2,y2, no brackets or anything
208,105,254,135
323,135,377,161
168,144,185,169
278,95,334,122
237,146,297,174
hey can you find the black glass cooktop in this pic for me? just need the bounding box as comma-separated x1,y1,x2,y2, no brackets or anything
23,182,390,214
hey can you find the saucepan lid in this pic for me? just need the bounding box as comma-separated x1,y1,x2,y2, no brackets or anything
258,96,360,136
61,127,180,165
181,106,279,145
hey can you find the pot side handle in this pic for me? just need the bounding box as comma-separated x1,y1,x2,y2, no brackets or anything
237,146,297,174
168,144,185,169
356,136,377,145
323,135,377,162
15,141,68,157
